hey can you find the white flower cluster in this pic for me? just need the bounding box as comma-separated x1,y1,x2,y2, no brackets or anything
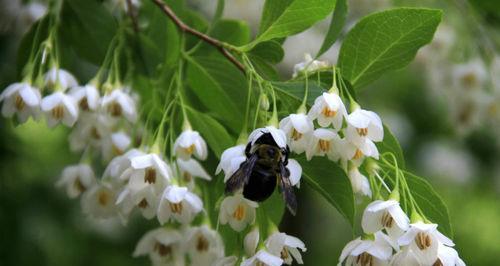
338,199,465,266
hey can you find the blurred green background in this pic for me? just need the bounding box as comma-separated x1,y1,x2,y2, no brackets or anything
1,0,500,265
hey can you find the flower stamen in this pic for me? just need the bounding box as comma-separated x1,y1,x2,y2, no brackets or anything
322,107,337,117
232,204,245,221
415,232,432,250
196,235,209,252
154,242,172,257
381,211,394,228
15,95,25,110
169,202,183,214
356,252,373,266
144,168,157,184
357,127,368,136
51,105,65,120
291,128,303,141
318,139,330,152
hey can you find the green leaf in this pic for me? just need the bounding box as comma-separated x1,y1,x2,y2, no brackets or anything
186,108,235,158
316,0,347,57
257,190,285,239
248,41,284,64
404,171,453,238
185,56,246,130
61,0,118,65
247,0,337,49
272,81,326,106
211,20,251,46
377,124,405,169
338,8,442,88
297,156,355,225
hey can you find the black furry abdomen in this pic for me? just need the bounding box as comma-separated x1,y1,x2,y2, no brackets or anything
243,164,277,202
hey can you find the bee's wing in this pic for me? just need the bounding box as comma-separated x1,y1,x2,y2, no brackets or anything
279,163,297,216
225,154,258,194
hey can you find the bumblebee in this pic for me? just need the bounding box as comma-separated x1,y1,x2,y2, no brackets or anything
225,132,298,215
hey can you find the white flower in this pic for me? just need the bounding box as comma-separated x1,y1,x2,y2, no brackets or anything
265,232,306,265
68,113,112,152
305,128,341,161
133,227,185,266
398,222,454,265
452,58,487,91
216,144,246,183
69,84,100,112
348,167,372,198
157,185,203,224
103,148,144,184
338,232,394,266
390,247,420,266
435,244,465,266
101,88,137,122
345,108,384,148
131,185,159,219
241,250,284,266
173,130,208,161
41,91,79,127
362,200,410,239
341,135,380,162
213,256,238,266
248,126,287,149
127,153,172,194
279,113,314,154
244,227,260,257
0,82,41,123
286,159,303,188
308,92,347,130
56,164,96,198
219,193,258,232
292,53,329,78
81,183,117,219
101,131,131,160
185,225,224,266
44,67,78,90
176,158,211,185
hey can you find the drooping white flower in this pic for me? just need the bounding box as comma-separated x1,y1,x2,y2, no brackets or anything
81,183,117,219
0,82,41,123
398,222,454,265
219,193,258,232
185,225,224,266
345,108,384,148
126,153,172,194
130,185,159,219
287,159,303,188
44,67,78,90
248,126,287,149
362,200,410,239
173,130,208,161
241,250,284,266
69,84,100,112
176,158,211,185
68,113,112,152
435,244,465,266
216,144,246,183
133,227,185,266
347,167,372,198
101,88,137,122
41,91,79,127
213,256,238,266
279,113,314,154
390,246,420,266
341,135,380,162
157,185,203,224
244,227,260,257
56,164,96,198
101,131,131,160
305,128,341,161
292,53,329,78
338,232,394,266
103,148,144,184
308,92,347,130
451,58,487,91
265,232,307,265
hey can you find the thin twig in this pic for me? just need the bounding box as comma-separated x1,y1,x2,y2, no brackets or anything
151,0,245,73
126,0,139,33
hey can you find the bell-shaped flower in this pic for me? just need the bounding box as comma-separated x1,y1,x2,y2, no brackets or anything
157,185,203,224
340,137,380,163
81,182,117,219
390,246,420,266
287,159,303,188
305,128,341,161
292,53,329,78
308,92,347,130
101,88,137,123
133,227,185,266
41,91,79,127
248,126,287,149
216,144,246,183
176,158,211,185
127,153,172,194
347,167,372,198
241,250,284,266
244,227,260,257
173,130,208,161
265,232,307,265
338,232,394,266
133,185,160,219
219,193,258,232
185,225,224,266
213,256,238,266
56,164,96,198
69,84,100,112
44,67,78,90
68,113,112,152
103,148,144,184
101,131,131,160
0,82,41,123
279,113,314,154
345,108,383,147
435,244,465,266
362,200,410,239
398,222,454,265
452,58,487,91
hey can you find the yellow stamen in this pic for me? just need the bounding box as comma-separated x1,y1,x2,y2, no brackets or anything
98,191,110,206
108,102,122,117
154,242,172,257
15,95,25,110
356,252,373,266
144,168,156,184
51,105,65,120
291,128,303,141
138,198,149,209
322,107,337,117
357,127,368,136
169,202,183,214
196,235,209,252
318,139,330,152
232,204,245,221
415,232,432,250
381,211,394,228
353,149,364,160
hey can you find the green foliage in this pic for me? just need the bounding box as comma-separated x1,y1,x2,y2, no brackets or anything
297,157,355,225
338,8,442,88
316,0,347,57
377,124,406,169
